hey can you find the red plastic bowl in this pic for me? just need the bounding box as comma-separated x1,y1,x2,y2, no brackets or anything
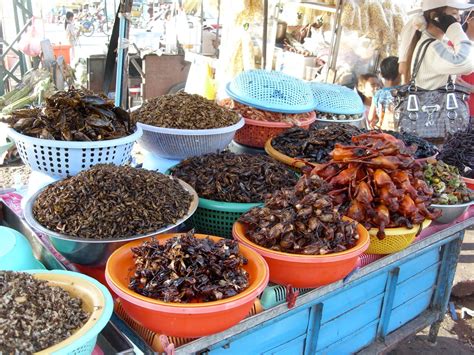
462,176,474,190
232,219,369,288
234,111,316,148
105,234,269,338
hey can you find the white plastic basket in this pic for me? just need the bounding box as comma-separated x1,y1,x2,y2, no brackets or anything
312,115,366,129
7,127,142,178
137,118,245,159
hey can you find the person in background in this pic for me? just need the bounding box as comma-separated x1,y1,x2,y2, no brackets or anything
64,11,78,64
398,0,474,88
356,73,382,126
368,56,402,130
458,8,474,122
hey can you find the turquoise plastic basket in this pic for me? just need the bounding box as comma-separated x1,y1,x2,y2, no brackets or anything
25,269,114,355
310,82,364,115
259,283,313,309
226,70,314,113
192,197,263,239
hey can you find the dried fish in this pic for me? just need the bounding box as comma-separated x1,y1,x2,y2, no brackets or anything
32,164,193,239
133,92,240,129
170,152,298,203
6,87,135,141
0,271,89,353
129,231,249,303
239,175,358,255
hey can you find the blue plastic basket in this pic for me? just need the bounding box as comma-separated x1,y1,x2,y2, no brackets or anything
226,70,315,114
25,269,114,355
310,82,364,115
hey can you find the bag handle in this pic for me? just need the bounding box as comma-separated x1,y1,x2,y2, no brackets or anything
412,38,436,81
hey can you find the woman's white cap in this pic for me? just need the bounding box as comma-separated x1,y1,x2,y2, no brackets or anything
422,0,474,11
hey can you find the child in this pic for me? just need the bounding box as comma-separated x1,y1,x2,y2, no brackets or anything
368,56,402,130
356,73,382,126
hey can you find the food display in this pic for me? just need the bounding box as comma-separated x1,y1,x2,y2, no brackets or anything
316,112,363,121
128,231,249,303
271,125,362,163
423,159,474,205
222,99,313,124
0,271,89,353
132,92,240,130
32,164,193,239
384,130,438,159
170,152,298,203
239,174,359,255
311,132,440,238
438,131,474,178
5,87,134,141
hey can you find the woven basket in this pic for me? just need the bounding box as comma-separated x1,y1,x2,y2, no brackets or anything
192,198,262,238
234,112,316,148
366,219,432,255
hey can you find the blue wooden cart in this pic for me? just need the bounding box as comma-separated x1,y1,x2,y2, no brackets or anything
2,198,471,354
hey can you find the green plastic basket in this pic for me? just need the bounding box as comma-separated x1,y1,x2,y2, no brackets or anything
259,283,313,309
192,197,263,239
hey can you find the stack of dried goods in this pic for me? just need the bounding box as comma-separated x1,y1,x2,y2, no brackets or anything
423,159,474,205
316,112,362,121
238,174,359,255
271,125,362,163
384,130,438,159
129,232,249,303
33,164,193,239
0,271,89,353
132,92,240,129
5,87,134,141
221,99,312,125
170,152,298,203
439,131,474,178
311,132,440,238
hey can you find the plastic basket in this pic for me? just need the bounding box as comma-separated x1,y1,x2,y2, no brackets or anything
258,284,313,309
234,112,316,148
310,82,364,115
192,197,263,238
312,115,365,129
226,70,314,113
356,253,384,268
7,127,142,178
366,219,432,255
137,118,244,160
27,269,113,355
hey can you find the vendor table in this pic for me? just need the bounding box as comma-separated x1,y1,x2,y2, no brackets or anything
1,192,472,355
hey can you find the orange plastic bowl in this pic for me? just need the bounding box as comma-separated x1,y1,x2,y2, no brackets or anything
105,234,269,338
232,219,369,288
462,176,474,190
234,111,316,148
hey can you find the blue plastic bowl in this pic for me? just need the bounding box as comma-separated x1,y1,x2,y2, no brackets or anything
0,226,45,270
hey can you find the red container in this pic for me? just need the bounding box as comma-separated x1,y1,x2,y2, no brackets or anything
232,219,369,288
234,111,316,148
52,44,71,64
105,234,269,338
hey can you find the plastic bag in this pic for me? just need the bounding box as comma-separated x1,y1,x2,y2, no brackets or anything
18,18,42,57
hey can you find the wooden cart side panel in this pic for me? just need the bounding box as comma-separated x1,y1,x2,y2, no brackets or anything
208,309,309,354
396,248,440,284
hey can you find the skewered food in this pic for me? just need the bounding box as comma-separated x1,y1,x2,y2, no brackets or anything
239,174,359,255
129,232,249,303
5,87,134,141
311,132,440,238
170,152,297,203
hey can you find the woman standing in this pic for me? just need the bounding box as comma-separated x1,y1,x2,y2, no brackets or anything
64,11,78,64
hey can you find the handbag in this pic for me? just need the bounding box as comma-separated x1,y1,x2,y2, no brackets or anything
393,38,470,140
